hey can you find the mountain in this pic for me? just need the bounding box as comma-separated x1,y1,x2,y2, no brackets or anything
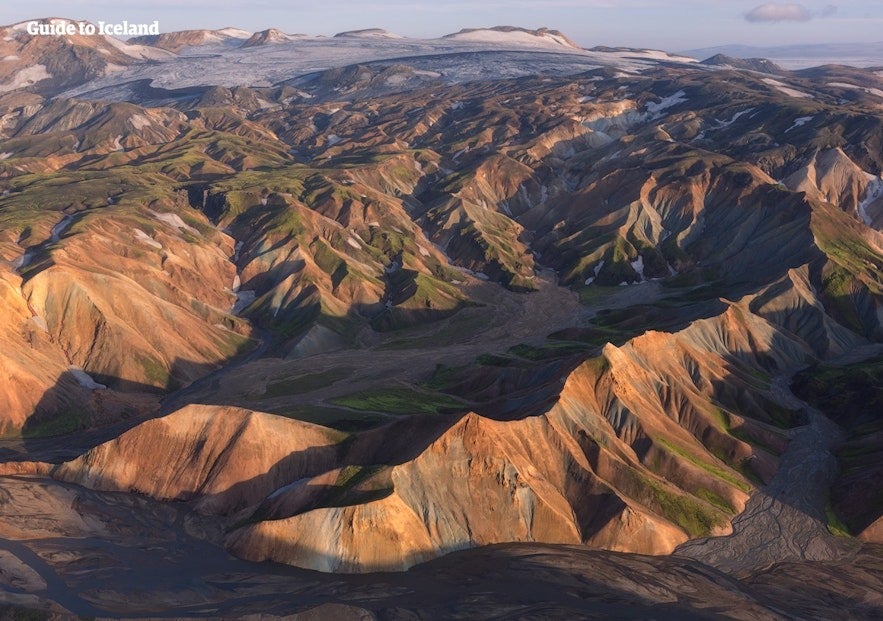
443,26,582,50
684,42,883,69
0,18,171,95
334,28,404,39
0,17,882,618
700,54,783,74
130,28,252,52
240,28,302,48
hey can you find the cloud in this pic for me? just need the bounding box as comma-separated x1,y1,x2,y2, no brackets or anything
745,3,812,22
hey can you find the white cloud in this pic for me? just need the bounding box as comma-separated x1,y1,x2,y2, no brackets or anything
745,3,812,22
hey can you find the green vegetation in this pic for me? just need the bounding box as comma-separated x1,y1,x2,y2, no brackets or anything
137,354,171,389
509,341,591,361
657,437,752,493
268,405,389,432
263,369,352,398
695,488,735,513
825,502,852,538
793,356,883,429
317,465,393,509
476,353,519,367
21,409,88,439
330,387,468,415
646,475,725,537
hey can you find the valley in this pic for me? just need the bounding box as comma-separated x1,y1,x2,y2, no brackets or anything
0,17,882,618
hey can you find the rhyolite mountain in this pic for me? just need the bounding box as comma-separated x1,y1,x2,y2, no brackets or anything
0,18,882,619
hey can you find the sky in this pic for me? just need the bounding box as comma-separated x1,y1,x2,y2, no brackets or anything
3,1,883,51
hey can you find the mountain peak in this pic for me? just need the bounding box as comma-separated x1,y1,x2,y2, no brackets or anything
700,53,783,74
442,26,581,50
240,28,301,48
333,28,403,39
129,28,251,52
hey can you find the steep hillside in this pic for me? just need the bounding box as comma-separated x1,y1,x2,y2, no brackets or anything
0,25,880,614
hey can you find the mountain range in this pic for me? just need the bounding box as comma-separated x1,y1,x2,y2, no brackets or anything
0,17,881,619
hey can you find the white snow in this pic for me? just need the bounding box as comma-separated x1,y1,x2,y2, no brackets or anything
584,260,605,285
630,255,645,280
133,228,162,249
714,108,754,129
151,211,200,235
101,35,174,61
216,27,253,39
858,175,883,226
444,28,577,50
69,366,107,390
827,82,883,99
646,90,688,116
0,65,52,93
762,78,813,99
326,134,342,146
112,135,124,151
266,478,310,501
51,215,75,242
57,30,695,99
785,116,814,133
336,28,404,39
128,113,152,130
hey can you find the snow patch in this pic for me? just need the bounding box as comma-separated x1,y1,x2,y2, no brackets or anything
151,211,199,235
0,65,52,93
69,366,107,390
326,134,342,146
51,215,75,243
444,28,577,50
133,228,162,249
102,35,174,61
714,108,754,129
646,90,687,116
630,255,645,280
128,113,152,130
762,78,813,99
784,116,813,133
217,27,253,39
584,260,605,285
858,175,883,226
827,82,883,99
